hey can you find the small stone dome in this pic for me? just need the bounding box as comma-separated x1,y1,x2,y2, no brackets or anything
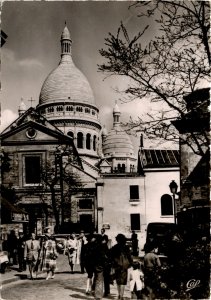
103,102,135,157
19,99,27,111
113,103,120,113
103,127,135,157
61,25,71,40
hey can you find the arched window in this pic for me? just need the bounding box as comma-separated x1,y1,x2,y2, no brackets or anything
56,106,63,112
161,194,173,215
77,132,83,149
76,106,83,112
67,131,74,139
86,133,91,150
93,135,96,151
122,164,125,173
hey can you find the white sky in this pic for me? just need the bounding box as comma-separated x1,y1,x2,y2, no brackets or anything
1,1,176,149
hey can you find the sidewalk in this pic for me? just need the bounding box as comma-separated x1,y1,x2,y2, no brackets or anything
1,264,30,286
1,264,132,300
1,253,145,287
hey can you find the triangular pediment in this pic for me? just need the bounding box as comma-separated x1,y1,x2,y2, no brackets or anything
99,159,111,167
0,108,72,144
1,107,62,136
1,122,63,143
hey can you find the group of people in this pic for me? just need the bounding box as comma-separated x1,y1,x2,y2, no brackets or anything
5,229,26,272
64,231,87,274
4,228,163,299
24,229,58,280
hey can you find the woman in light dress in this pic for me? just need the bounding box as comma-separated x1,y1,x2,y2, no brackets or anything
40,228,58,280
65,233,78,273
43,235,58,280
76,230,87,273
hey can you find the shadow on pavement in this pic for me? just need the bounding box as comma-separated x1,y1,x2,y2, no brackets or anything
55,271,73,274
69,295,91,299
14,274,28,280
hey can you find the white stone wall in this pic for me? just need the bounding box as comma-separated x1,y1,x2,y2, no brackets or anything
97,176,145,248
144,168,180,224
97,168,180,250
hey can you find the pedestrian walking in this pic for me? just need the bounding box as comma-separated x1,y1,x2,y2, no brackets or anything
129,261,144,299
24,233,40,280
42,234,58,280
101,228,108,242
92,234,108,300
41,227,58,280
84,233,96,295
7,230,18,265
17,230,26,272
111,233,133,300
131,231,139,256
76,230,87,273
101,235,111,297
143,246,161,299
65,233,78,273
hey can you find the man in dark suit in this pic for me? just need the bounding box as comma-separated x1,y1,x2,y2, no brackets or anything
101,228,108,244
17,230,26,272
24,233,40,279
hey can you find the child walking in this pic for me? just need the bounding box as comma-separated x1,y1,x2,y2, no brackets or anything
129,261,144,299
43,237,58,280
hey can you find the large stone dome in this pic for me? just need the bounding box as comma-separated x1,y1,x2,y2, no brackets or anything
39,59,95,105
39,25,95,106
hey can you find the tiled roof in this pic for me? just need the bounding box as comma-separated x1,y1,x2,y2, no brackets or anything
140,149,180,168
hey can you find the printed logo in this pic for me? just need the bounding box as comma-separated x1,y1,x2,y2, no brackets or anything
186,279,200,291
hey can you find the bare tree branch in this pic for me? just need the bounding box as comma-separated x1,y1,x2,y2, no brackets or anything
98,0,210,155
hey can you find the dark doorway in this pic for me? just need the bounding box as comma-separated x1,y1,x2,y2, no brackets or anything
79,214,93,233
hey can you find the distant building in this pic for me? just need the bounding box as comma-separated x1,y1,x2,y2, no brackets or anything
1,24,179,246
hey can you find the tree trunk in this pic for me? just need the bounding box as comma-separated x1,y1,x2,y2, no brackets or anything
51,187,60,233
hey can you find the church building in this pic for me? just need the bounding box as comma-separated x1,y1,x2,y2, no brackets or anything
1,24,179,246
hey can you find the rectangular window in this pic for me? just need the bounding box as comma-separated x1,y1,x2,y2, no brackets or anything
78,199,92,209
130,214,141,231
25,156,41,184
130,185,139,200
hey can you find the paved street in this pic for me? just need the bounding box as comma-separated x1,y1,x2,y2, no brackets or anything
1,254,131,300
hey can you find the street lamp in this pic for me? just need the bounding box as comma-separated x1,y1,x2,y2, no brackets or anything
169,180,178,224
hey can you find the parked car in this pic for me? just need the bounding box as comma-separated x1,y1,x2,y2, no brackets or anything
0,251,9,273
144,222,178,255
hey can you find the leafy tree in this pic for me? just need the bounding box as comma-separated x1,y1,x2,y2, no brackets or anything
99,0,210,155
38,144,83,232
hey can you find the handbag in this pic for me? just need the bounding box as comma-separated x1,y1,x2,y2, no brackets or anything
49,249,57,260
110,267,116,283
119,252,130,269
